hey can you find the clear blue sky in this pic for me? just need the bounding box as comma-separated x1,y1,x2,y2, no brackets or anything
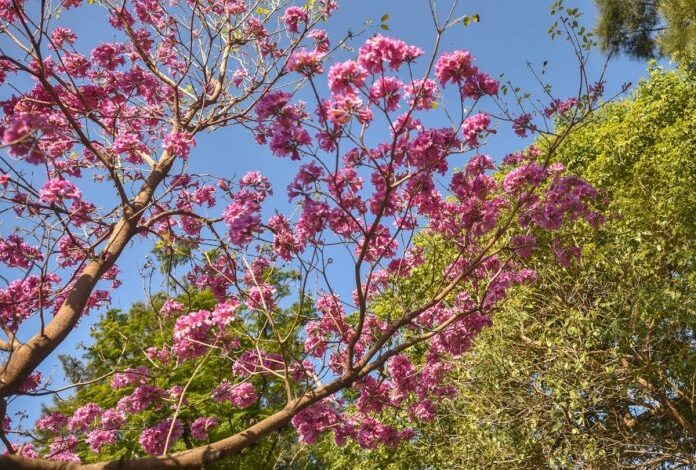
5,0,664,432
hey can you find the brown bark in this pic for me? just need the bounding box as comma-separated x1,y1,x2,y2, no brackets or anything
0,156,175,397
0,373,353,470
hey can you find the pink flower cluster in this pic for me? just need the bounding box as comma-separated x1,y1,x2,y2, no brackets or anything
162,131,195,159
190,417,219,440
461,113,492,147
116,384,164,413
19,371,42,393
223,171,272,245
0,235,43,268
357,35,423,73
139,419,183,455
211,381,258,408
36,412,68,433
172,299,240,360
85,429,116,452
328,60,368,95
0,273,61,330
287,49,325,76
254,92,312,159
283,6,309,33
111,366,150,389
101,408,126,430
38,178,82,205
435,50,498,97
68,403,102,432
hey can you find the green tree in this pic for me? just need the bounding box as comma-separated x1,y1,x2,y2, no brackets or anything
32,272,318,469
594,0,696,62
309,65,696,469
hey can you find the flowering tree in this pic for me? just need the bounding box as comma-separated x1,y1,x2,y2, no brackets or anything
0,0,605,467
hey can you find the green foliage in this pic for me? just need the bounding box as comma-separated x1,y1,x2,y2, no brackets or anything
310,66,696,468
594,0,696,63
36,269,319,467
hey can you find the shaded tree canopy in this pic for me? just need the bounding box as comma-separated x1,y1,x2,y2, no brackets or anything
594,0,696,61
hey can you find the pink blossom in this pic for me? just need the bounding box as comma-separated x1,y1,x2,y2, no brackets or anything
212,299,239,327
193,185,216,207
91,43,125,70
435,50,475,85
461,70,499,98
502,162,546,193
544,97,579,117
49,434,78,456
190,417,218,440
101,408,126,430
320,0,339,16
36,412,68,433
61,0,82,8
430,312,492,357
15,443,39,459
406,128,458,174
461,113,491,147
283,6,309,33
369,77,403,111
232,68,248,87
162,131,195,159
159,299,185,318
0,273,61,330
116,384,164,413
68,403,102,431
323,94,373,126
243,16,267,38
354,416,414,449
328,60,368,96
0,235,43,268
245,283,276,311
224,0,246,15
552,239,582,266
411,399,437,422
287,49,324,76
268,214,303,261
513,113,533,137
172,309,213,360
50,28,77,48
212,381,258,408
404,78,438,110
48,451,80,463
146,346,171,364
139,419,183,455
62,52,90,76
358,35,423,73
232,350,285,377
86,429,116,452
309,29,330,53
19,371,42,392
39,178,81,205
511,234,536,258
223,172,271,245
111,366,150,388
291,399,344,444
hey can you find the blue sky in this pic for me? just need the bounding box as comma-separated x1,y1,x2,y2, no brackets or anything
3,0,666,433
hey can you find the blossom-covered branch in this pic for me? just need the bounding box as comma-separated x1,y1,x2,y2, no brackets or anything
0,0,608,467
